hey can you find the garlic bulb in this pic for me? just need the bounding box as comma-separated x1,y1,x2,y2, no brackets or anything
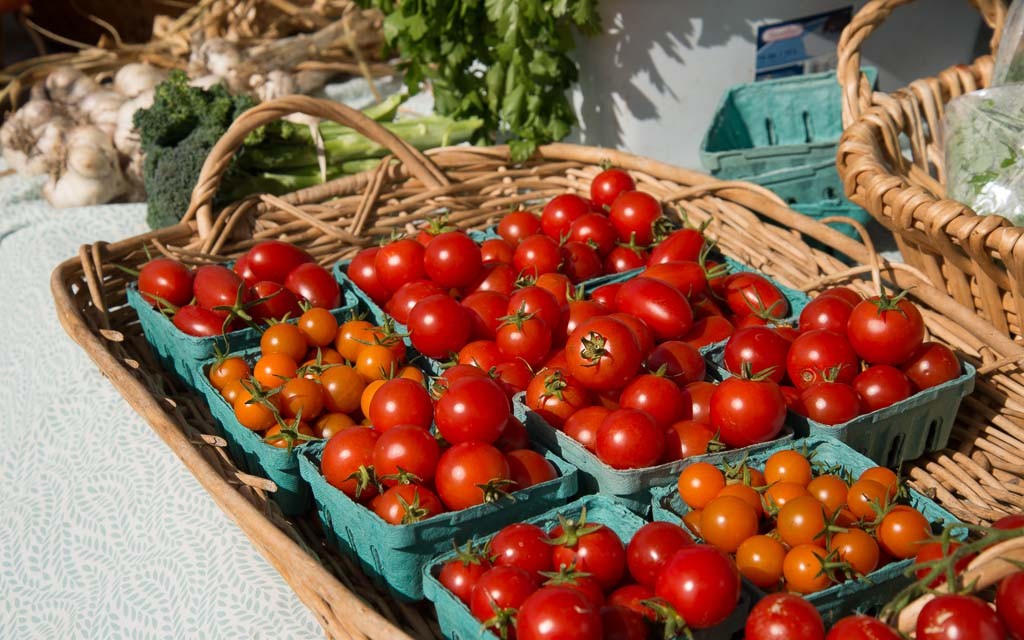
43,125,127,208
113,63,167,99
113,88,154,156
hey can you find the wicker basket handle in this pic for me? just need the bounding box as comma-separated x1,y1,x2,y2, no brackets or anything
837,0,1008,127
182,94,450,237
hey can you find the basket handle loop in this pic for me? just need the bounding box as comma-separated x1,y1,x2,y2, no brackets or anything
837,0,1008,127
182,94,450,237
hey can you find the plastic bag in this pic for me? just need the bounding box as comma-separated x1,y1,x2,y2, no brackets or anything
993,0,1024,86
944,85,1024,224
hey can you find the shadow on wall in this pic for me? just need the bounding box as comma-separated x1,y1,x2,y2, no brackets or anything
573,0,778,150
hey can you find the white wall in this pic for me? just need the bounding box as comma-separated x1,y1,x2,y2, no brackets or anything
568,1,988,169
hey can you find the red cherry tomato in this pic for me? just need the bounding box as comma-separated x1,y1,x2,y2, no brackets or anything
498,210,542,244
723,326,791,383
626,521,694,588
458,339,503,370
916,594,1007,640
407,294,472,359
595,408,665,469
564,316,642,392
614,277,693,341
368,378,434,433
347,247,389,304
435,376,510,444
854,365,913,412
470,566,538,628
786,329,860,390
372,424,439,486
847,294,925,366
609,312,656,358
138,258,194,308
549,516,626,590
525,369,592,429
461,290,509,340
609,191,663,245
800,382,862,425
799,295,854,334
663,420,718,462
608,584,656,621
561,241,604,283
424,231,483,288
321,426,380,501
371,484,444,524
818,286,863,306
745,593,825,640
683,316,736,349
997,570,1024,639
900,341,961,391
516,586,603,640
374,238,426,294
480,237,515,265
681,380,716,424
233,252,257,286
172,304,230,336
507,449,557,489
655,545,740,629
601,605,648,640
248,280,301,322
497,313,552,369
648,228,705,265
541,194,591,240
245,240,313,284
645,340,706,388
914,542,974,587
604,245,648,274
385,279,446,325
569,212,618,255
515,234,563,278
193,264,246,310
464,263,518,297
285,263,341,309
590,282,622,308
590,168,637,208
722,272,789,319
619,373,685,428
439,550,492,605
490,523,553,578
709,375,786,448
435,442,511,511
493,359,533,397
642,261,710,298
562,406,609,451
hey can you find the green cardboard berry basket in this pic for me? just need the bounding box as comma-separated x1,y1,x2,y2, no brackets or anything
422,494,753,640
650,435,964,624
704,346,977,467
127,282,360,389
297,439,578,601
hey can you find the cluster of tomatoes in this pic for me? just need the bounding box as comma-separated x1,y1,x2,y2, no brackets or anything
744,514,1024,640
722,285,962,426
206,313,421,447
677,449,933,596
437,511,742,640
138,240,341,337
319,369,559,524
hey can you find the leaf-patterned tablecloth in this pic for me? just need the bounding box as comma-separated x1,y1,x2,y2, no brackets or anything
0,173,321,639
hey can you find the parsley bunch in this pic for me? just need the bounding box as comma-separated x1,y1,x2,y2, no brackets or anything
360,0,601,160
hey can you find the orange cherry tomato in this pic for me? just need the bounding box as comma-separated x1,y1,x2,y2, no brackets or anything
859,467,899,499
360,379,387,418
777,495,828,548
355,344,401,382
847,479,891,521
253,353,298,389
209,356,251,391
264,421,315,449
299,307,339,347
336,319,376,361
314,412,357,439
763,481,811,513
717,482,765,519
678,462,726,510
302,347,345,369
783,544,831,594
261,323,308,361
764,450,813,487
877,508,930,559
807,474,849,516
831,528,880,576
397,365,426,384
320,364,365,414
279,376,325,419
233,394,277,431
682,509,703,537
736,534,786,590
220,378,247,405
700,495,759,553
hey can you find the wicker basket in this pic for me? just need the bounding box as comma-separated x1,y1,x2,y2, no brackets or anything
52,95,1024,638
832,0,1024,340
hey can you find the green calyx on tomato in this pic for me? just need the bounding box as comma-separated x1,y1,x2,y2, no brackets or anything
545,507,602,549
576,331,612,367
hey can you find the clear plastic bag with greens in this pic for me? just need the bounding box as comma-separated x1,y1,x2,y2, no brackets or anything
993,0,1024,86
944,86,1024,225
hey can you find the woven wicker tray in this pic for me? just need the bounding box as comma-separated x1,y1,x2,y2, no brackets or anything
52,95,1024,638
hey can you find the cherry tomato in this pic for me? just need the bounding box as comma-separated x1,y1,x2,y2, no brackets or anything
648,228,705,265
613,277,693,341
609,191,662,245
321,426,379,501
900,341,961,391
745,593,825,640
509,286,563,331
618,373,685,428
314,412,356,440
569,212,618,255
209,357,250,391
461,290,510,342
372,424,439,486
374,239,426,294
138,258,193,308
284,263,341,309
490,523,553,578
424,231,483,288
736,535,786,590
385,280,445,325
859,467,899,499
654,545,740,629
917,594,1008,640
563,300,607,343
826,615,901,640
645,341,706,388
261,322,308,361
439,548,492,605
559,241,602,283
595,408,665,469
783,544,831,594
847,295,925,366
347,248,389,304
786,329,860,389
723,326,791,383
253,352,298,389
534,272,574,307
435,442,511,511
525,369,591,429
493,359,533,397
709,375,786,448
601,605,648,640
807,474,849,516
846,478,891,521
819,286,863,307
640,261,707,299
507,449,557,489
626,521,694,588
678,462,726,510
233,390,277,431
480,237,514,265
914,542,973,587
243,240,313,284
516,586,602,640
319,364,364,414
470,566,538,630
607,584,656,621
435,376,510,444
464,262,518,297
722,272,789,319
701,495,760,553
541,194,591,240
368,378,433,432
590,282,622,308
765,450,812,487
407,294,472,359
877,507,930,559
233,253,257,286
609,312,656,357
564,316,642,392
801,381,862,425
764,481,810,512
604,244,648,274
997,571,1024,639
193,264,246,311
498,210,542,244
663,420,717,462
562,406,609,451
549,516,626,591
297,306,339,347
683,316,736,349
799,295,854,334
515,234,562,278
371,484,444,524
591,168,636,208
279,376,324,419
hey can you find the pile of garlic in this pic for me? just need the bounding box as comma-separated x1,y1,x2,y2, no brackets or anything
0,63,167,208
